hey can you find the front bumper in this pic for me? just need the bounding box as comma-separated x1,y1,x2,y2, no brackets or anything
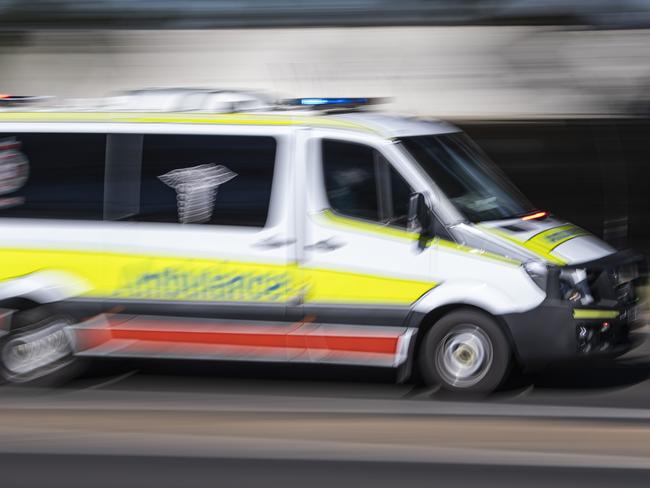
502,300,642,369
503,249,645,369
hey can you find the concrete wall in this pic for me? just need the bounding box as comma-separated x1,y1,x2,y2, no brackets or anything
1,27,650,117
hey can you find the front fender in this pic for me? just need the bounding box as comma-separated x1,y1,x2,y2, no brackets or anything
412,279,545,316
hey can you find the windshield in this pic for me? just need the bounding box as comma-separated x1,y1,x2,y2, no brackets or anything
400,133,536,223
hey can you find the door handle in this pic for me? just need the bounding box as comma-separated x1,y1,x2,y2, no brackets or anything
305,237,346,252
253,237,296,249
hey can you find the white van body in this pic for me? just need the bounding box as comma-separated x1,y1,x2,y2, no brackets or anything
0,106,642,391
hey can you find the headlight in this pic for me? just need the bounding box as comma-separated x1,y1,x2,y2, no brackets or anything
524,261,548,291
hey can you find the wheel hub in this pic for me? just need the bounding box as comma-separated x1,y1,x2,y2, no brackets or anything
436,326,493,388
453,343,476,365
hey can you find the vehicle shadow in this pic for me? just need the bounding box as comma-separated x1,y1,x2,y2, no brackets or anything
524,361,650,391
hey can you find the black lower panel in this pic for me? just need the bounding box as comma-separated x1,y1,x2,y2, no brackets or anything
64,298,411,327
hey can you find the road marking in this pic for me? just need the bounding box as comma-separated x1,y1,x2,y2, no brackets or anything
81,370,139,391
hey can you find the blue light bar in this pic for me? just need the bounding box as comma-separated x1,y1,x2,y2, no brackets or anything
297,97,369,106
283,97,376,108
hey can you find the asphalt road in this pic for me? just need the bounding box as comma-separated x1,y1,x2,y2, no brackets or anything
2,328,650,486
2,455,649,488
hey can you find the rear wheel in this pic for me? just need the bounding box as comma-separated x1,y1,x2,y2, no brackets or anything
418,309,511,393
0,306,79,385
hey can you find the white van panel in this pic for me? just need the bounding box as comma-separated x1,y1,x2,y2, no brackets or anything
554,235,615,264
0,270,88,304
418,245,546,315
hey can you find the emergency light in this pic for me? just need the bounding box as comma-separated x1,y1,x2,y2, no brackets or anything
283,97,384,109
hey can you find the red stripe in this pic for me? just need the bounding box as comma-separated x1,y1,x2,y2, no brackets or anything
74,316,401,356
105,340,290,357
110,328,398,354
298,335,397,354
112,329,286,348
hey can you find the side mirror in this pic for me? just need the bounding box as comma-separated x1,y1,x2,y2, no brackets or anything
408,193,435,249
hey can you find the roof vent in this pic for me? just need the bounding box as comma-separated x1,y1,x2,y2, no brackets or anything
106,88,272,113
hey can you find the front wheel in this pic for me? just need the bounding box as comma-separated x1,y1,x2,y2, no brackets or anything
418,309,511,393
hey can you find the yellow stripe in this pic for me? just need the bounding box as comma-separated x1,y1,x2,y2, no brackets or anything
305,267,435,305
0,247,432,306
0,111,380,135
479,225,566,265
573,309,619,319
318,210,520,266
527,225,590,253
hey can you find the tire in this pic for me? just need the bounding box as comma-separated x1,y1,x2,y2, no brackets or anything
418,309,512,394
0,306,81,385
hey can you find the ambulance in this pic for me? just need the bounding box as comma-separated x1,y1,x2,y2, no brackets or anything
0,94,643,392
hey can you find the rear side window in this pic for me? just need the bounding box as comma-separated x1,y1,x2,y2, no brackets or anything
137,135,276,227
0,133,106,220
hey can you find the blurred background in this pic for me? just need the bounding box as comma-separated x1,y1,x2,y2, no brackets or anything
2,1,650,254
2,2,650,487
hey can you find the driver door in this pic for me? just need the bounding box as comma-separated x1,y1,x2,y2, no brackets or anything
298,133,435,366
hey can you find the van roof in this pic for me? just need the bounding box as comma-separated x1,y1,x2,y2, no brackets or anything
0,110,459,139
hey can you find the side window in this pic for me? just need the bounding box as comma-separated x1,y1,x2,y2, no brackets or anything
0,133,106,220
137,134,276,227
322,139,380,221
322,139,414,228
